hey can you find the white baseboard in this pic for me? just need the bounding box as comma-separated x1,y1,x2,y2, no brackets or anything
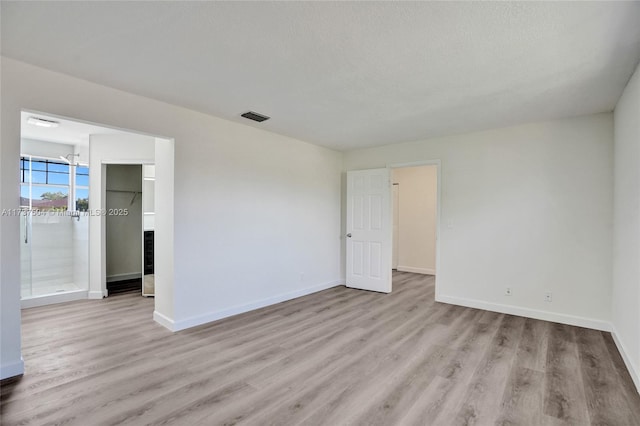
436,294,611,332
611,325,640,395
107,273,142,283
164,280,344,332
153,310,176,331
397,266,436,275
88,290,106,299
0,358,24,380
21,290,88,309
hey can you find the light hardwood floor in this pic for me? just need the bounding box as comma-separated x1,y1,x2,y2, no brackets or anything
1,272,639,425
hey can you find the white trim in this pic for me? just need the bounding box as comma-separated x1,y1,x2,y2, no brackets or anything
397,266,436,275
611,325,640,395
100,160,148,300
165,280,345,332
0,358,24,380
21,290,88,309
436,294,611,332
153,310,176,331
88,290,106,299
101,160,155,165
106,272,142,283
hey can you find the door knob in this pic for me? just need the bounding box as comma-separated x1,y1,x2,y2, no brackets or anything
346,233,352,238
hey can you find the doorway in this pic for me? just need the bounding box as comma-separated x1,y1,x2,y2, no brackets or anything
18,110,174,315
104,163,156,296
105,164,143,294
391,164,438,276
345,161,441,295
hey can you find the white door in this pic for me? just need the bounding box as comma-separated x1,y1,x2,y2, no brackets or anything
346,168,392,293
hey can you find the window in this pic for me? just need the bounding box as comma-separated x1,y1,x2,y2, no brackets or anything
20,156,89,211
20,158,70,185
75,166,89,211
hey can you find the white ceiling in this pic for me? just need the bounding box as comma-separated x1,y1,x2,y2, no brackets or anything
20,111,123,147
3,2,640,151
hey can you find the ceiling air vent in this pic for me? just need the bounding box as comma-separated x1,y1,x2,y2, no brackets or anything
241,111,270,123
27,116,60,128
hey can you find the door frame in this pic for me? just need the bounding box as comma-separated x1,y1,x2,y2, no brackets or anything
387,160,441,298
101,162,150,297
392,183,400,270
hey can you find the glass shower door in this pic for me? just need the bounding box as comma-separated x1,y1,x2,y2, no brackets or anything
20,155,89,301
20,212,32,299
30,212,77,296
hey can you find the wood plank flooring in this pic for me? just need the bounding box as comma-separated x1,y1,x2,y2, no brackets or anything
1,272,639,425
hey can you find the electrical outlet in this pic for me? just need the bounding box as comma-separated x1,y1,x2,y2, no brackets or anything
505,287,512,296
544,292,552,302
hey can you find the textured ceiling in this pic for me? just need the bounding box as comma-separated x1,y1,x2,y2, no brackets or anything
2,1,640,151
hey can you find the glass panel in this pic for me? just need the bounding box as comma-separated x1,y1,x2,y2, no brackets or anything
76,166,89,176
48,172,69,185
30,185,68,211
30,214,77,296
31,160,46,171
48,162,69,173
72,212,90,294
20,213,32,299
20,184,30,207
76,188,89,211
76,174,89,186
30,171,47,184
20,158,28,183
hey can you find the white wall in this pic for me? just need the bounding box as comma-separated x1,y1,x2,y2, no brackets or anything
392,165,437,275
105,164,143,282
153,138,175,322
344,113,614,330
0,57,343,378
142,165,155,231
21,138,74,160
0,57,24,379
612,61,640,391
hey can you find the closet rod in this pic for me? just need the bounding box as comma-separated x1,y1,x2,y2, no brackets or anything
106,189,141,194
